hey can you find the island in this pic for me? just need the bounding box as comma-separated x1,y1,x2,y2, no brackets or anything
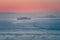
45,15,56,18
17,17,31,20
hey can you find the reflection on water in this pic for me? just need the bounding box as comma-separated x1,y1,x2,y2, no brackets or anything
0,18,60,40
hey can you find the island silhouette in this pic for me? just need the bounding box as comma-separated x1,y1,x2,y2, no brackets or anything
17,17,31,20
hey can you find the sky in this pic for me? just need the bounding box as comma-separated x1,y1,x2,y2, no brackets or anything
0,0,60,13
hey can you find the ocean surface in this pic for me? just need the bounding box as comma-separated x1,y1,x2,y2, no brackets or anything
0,13,60,40
0,12,60,40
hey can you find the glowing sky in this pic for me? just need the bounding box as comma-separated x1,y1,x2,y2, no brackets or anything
0,0,60,13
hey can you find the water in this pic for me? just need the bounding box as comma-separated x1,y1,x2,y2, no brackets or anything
0,18,60,40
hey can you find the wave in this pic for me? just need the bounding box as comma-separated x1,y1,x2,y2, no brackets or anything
0,13,60,40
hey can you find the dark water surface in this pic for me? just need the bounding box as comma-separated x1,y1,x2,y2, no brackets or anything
0,18,60,40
